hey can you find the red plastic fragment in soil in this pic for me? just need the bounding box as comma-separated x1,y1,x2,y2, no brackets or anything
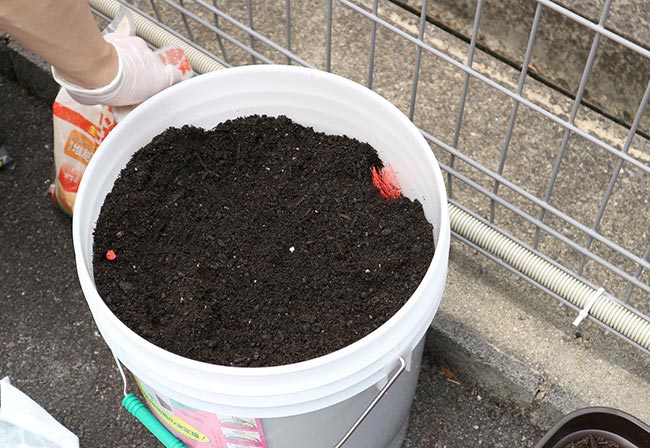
105,250,117,261
371,164,402,200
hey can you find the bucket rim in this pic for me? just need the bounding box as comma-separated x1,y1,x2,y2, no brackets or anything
73,64,450,379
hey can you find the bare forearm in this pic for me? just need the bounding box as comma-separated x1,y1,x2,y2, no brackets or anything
0,0,118,88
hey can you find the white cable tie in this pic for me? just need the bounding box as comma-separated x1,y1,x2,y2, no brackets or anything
572,287,605,327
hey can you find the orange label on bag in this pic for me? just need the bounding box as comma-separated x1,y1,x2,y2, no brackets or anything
63,130,96,166
53,102,116,144
57,162,83,193
158,47,192,76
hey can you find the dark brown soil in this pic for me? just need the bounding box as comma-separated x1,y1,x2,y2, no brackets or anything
563,434,623,448
93,115,434,367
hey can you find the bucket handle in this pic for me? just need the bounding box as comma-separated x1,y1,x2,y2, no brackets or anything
334,356,406,448
114,355,405,448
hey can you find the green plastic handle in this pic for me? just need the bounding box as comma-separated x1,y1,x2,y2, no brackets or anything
122,394,187,448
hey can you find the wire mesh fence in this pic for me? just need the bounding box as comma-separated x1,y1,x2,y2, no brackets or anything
105,0,650,318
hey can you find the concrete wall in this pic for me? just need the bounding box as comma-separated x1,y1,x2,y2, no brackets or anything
402,0,650,133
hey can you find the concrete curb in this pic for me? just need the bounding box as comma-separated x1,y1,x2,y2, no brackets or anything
427,310,587,428
400,0,650,135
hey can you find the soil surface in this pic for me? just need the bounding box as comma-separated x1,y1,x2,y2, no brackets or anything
563,435,623,447
93,115,434,367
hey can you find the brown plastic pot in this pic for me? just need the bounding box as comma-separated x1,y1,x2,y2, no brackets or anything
535,407,650,448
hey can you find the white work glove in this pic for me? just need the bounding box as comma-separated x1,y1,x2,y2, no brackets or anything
52,34,192,107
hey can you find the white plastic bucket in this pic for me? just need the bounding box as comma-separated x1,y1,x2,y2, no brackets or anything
73,65,450,448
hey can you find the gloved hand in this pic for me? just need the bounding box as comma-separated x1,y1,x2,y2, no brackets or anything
52,34,192,107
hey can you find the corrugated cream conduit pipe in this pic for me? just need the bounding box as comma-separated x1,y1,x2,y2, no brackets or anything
89,0,650,353
450,206,650,352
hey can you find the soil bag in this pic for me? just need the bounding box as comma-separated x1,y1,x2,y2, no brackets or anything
0,377,79,448
52,89,118,214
